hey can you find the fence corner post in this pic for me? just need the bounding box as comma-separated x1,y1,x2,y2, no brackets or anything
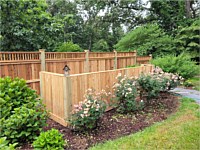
39,49,45,71
63,77,72,123
114,50,117,69
84,50,89,72
149,54,152,60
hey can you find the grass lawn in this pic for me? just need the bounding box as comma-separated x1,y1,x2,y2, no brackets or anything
184,77,200,91
90,98,200,150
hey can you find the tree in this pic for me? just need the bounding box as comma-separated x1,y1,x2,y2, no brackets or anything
115,23,175,57
0,0,63,51
175,19,200,57
148,0,199,33
93,39,109,52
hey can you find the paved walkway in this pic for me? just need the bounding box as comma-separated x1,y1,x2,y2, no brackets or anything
170,87,200,104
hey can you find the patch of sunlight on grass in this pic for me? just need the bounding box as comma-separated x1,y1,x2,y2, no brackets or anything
90,98,200,150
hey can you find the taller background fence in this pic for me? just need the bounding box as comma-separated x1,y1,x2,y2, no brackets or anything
0,50,152,94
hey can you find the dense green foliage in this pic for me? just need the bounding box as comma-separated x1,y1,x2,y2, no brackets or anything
32,129,66,150
115,24,175,57
1,0,199,53
0,137,17,150
56,42,82,52
151,54,199,79
0,77,48,145
175,19,200,57
69,89,107,131
92,39,109,52
0,0,63,51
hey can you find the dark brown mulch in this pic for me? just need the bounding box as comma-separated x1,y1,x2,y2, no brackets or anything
20,92,179,150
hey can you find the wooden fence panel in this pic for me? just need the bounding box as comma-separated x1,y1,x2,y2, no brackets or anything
40,65,154,126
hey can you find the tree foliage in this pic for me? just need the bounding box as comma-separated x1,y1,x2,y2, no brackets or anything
0,0,63,51
115,24,175,57
175,19,200,57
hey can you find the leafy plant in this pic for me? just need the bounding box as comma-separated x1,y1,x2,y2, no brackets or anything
113,74,144,113
137,74,162,103
0,104,48,144
151,53,199,79
93,39,109,52
0,137,17,150
0,77,38,119
0,77,48,145
69,89,107,131
56,41,82,52
32,128,66,150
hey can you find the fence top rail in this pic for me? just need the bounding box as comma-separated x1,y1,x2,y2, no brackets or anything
40,64,153,78
0,52,40,54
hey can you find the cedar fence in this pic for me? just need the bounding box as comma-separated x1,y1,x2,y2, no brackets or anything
0,50,152,94
40,64,154,126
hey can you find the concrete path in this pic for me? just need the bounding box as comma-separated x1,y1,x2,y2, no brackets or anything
170,87,200,104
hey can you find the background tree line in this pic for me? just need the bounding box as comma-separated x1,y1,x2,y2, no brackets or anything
0,0,199,58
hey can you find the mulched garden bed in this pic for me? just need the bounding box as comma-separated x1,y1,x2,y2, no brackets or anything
21,92,179,150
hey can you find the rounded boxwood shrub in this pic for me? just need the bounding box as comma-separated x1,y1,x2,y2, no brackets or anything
0,77,48,145
56,41,82,52
32,129,66,150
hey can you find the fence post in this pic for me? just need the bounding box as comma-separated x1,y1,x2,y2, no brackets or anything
149,54,152,61
114,50,117,69
39,49,45,71
134,50,137,65
84,50,89,72
63,76,72,122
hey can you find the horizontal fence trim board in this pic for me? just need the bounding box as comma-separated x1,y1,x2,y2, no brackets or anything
89,56,115,60
65,66,145,77
49,112,68,127
0,60,40,63
0,61,41,65
46,59,85,62
0,52,40,54
40,71,65,77
26,79,40,83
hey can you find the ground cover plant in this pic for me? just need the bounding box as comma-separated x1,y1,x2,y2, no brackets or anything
32,128,67,150
0,77,48,147
184,77,200,91
90,98,200,150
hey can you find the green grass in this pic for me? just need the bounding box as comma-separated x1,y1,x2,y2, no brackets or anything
184,77,200,91
90,98,200,150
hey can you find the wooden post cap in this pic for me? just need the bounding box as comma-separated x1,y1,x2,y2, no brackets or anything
39,49,45,52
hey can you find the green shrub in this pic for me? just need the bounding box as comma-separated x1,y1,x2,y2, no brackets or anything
0,77,38,119
113,74,144,113
1,105,48,144
0,137,17,150
56,41,82,52
137,74,163,103
0,77,48,145
151,67,183,91
151,54,199,79
69,89,107,131
32,129,66,150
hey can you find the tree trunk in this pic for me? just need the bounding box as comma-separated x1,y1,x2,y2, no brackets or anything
185,0,191,18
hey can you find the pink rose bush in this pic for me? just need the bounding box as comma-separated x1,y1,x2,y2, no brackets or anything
69,89,107,131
